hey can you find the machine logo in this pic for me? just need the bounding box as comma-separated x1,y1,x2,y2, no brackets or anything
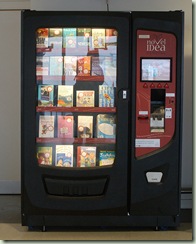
147,38,166,52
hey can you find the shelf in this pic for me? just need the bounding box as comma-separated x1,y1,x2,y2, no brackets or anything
36,137,116,144
36,106,116,113
37,75,105,82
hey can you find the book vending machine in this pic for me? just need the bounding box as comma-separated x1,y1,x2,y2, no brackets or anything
21,10,184,230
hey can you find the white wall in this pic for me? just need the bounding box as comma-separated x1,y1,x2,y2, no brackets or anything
0,0,192,193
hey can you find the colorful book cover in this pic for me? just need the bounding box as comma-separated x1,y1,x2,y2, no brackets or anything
99,150,115,166
48,28,63,49
37,85,54,107
76,90,94,107
36,28,49,48
77,146,96,167
92,29,105,49
91,56,104,76
36,57,49,76
56,145,73,167
77,116,93,138
77,28,92,47
99,85,114,107
97,114,116,138
37,146,53,165
62,28,77,48
57,85,73,107
39,115,55,138
105,29,118,45
64,56,77,76
57,115,74,138
49,56,63,76
77,56,91,76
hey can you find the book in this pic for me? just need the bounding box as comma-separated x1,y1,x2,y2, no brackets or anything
36,28,49,48
37,146,53,165
92,29,105,49
49,56,63,76
76,90,94,107
99,85,114,107
36,57,49,76
39,115,55,138
77,146,96,167
105,29,118,46
91,56,104,76
57,115,74,138
77,115,93,138
64,56,77,76
103,56,116,78
62,28,77,48
37,85,54,107
77,28,92,47
57,85,73,107
97,114,116,138
56,145,73,167
49,28,63,49
99,150,115,166
77,56,91,76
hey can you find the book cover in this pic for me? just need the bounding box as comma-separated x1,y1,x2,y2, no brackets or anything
50,56,63,76
64,56,77,76
56,145,73,167
99,150,115,166
77,28,92,47
99,85,114,107
91,56,104,76
49,28,63,49
39,115,55,138
92,29,105,49
105,29,118,46
97,114,116,138
36,57,49,76
37,146,53,165
77,56,91,76
57,115,74,138
57,85,73,107
103,56,116,78
63,28,77,48
77,146,96,167
77,115,93,138
76,90,94,107
36,28,49,48
37,85,54,107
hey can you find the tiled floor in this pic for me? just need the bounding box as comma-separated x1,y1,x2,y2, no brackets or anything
0,195,192,241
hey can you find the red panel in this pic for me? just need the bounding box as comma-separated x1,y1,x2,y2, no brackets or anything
135,30,176,158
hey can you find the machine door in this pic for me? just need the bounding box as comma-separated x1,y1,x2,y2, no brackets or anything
22,11,130,216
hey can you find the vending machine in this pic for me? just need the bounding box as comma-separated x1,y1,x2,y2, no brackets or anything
21,10,184,230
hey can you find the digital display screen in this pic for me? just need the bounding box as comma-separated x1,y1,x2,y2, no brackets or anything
141,58,171,82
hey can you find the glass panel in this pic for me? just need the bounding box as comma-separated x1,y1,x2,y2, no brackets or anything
36,27,117,168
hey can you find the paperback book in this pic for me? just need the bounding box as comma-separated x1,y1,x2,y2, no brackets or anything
57,85,73,107
99,85,114,107
92,28,105,49
62,28,77,48
37,85,54,107
57,115,74,138
36,57,49,76
77,28,92,47
76,90,94,107
37,146,53,165
49,28,63,49
99,150,115,166
55,145,73,167
50,56,63,76
97,114,116,138
36,28,49,48
39,115,55,138
77,56,91,76
91,56,104,76
64,56,77,76
77,146,96,167
77,116,93,138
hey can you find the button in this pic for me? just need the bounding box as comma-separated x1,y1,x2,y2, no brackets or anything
157,83,162,88
143,83,148,88
150,83,155,88
146,172,163,183
164,83,169,88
